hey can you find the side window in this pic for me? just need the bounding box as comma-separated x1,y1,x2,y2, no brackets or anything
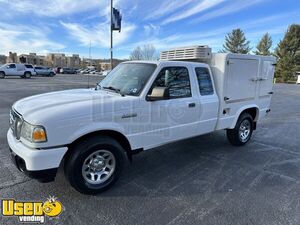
8,64,16,69
25,64,33,68
151,67,192,99
195,67,214,96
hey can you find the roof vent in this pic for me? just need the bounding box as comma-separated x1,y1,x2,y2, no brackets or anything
160,45,212,61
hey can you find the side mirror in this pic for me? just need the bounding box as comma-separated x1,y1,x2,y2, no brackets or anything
146,87,169,101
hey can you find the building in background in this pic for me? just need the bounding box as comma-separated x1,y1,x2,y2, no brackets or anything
46,53,67,68
19,53,45,65
67,54,81,68
7,52,18,63
0,55,7,65
0,52,125,69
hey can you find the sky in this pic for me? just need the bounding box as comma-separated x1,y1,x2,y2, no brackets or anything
0,0,299,59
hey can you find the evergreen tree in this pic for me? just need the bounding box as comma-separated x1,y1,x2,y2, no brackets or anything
222,29,251,54
275,24,300,82
255,33,273,55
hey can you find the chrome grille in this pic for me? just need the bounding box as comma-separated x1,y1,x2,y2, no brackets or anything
10,109,23,140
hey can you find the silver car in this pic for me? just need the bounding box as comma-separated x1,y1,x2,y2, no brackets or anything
34,66,56,77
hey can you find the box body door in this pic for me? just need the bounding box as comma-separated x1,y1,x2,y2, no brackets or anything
224,58,259,103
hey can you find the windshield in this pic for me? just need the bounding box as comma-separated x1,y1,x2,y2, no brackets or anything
99,63,157,96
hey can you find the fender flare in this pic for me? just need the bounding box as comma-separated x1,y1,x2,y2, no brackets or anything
229,104,259,129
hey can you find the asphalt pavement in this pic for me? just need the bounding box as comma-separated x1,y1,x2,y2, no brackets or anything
0,74,299,225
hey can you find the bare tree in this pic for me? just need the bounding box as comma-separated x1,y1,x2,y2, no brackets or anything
129,46,143,60
129,44,157,60
142,44,156,60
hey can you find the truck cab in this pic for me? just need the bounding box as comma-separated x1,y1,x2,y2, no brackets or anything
7,46,276,194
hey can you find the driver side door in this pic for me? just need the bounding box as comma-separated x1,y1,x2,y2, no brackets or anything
141,66,201,149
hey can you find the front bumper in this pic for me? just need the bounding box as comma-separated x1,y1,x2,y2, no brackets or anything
7,129,68,182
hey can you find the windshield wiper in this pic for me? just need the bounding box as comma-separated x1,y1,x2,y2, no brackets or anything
102,86,125,97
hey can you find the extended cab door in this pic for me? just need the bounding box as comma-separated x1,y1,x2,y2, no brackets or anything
141,66,201,149
193,66,219,134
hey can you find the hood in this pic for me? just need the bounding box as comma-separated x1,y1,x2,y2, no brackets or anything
13,88,130,123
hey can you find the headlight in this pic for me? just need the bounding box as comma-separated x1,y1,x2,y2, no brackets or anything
20,121,47,143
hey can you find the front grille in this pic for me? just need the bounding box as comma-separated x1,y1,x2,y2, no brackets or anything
10,109,23,140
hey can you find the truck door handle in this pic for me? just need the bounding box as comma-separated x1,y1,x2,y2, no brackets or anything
268,91,274,95
188,103,196,108
224,97,230,101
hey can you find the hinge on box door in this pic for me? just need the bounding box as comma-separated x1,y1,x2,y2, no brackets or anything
250,78,258,82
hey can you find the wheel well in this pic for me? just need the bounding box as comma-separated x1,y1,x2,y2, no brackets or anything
65,130,132,162
240,107,258,130
0,71,5,75
241,107,258,121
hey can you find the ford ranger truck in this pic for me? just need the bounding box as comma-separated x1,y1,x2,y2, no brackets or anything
7,46,276,194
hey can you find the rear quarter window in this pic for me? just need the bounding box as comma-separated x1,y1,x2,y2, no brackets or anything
195,67,214,96
25,64,33,69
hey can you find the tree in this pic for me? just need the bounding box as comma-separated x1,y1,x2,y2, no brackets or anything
129,46,143,60
275,24,300,82
255,33,272,55
129,44,157,60
222,28,251,54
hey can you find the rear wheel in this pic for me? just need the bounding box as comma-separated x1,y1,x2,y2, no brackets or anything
64,136,126,194
0,72,5,79
24,72,31,79
49,72,55,77
227,113,254,146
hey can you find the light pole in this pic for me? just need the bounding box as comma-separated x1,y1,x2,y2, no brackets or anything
110,0,113,70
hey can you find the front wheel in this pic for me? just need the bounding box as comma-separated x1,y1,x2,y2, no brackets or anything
227,113,254,146
64,136,126,195
0,72,5,79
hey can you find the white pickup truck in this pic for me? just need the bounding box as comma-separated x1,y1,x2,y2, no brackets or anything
7,46,276,194
0,63,36,78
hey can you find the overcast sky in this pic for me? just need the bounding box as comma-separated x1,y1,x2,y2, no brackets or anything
0,0,299,59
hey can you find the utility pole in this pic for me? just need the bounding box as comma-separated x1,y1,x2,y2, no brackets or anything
110,0,113,70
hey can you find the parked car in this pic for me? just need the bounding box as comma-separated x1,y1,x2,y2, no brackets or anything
62,67,77,74
102,70,111,76
7,45,276,194
0,63,36,79
34,66,56,77
80,69,90,74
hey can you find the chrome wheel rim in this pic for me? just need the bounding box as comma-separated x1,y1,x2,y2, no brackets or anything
239,120,251,142
82,150,116,185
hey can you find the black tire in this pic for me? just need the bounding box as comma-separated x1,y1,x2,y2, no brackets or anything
49,72,55,77
64,136,126,195
226,113,254,146
24,72,31,79
0,72,5,79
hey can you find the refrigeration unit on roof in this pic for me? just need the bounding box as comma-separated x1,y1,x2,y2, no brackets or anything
160,45,212,61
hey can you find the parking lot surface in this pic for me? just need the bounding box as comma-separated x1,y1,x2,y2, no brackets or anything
0,75,299,225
